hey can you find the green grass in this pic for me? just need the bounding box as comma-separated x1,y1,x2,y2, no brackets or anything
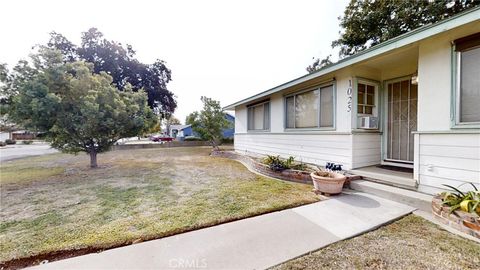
272,214,480,270
0,147,319,263
1,166,65,184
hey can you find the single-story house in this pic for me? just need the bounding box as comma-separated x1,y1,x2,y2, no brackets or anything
224,8,480,194
169,114,235,141
223,113,236,138
169,125,194,140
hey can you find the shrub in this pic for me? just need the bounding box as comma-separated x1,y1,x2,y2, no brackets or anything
5,139,16,145
184,136,203,141
36,132,47,138
22,140,33,145
262,155,293,171
441,183,480,215
221,137,234,144
0,141,6,147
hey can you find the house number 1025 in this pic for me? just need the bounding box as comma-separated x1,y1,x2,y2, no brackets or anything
347,79,352,112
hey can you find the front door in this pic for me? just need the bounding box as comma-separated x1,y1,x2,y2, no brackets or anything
385,78,417,164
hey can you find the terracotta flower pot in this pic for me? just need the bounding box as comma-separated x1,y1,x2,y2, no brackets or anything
310,171,346,195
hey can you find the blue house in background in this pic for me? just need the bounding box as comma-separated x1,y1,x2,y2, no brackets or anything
223,113,235,138
169,114,234,141
169,125,194,140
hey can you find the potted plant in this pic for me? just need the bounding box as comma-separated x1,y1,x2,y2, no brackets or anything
310,170,346,195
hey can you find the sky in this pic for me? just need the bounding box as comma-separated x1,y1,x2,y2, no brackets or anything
0,0,349,123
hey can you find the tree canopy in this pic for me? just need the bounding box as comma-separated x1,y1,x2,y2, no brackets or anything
46,28,176,118
307,0,479,72
186,97,231,149
3,48,157,167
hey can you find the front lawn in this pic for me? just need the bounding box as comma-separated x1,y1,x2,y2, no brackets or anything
0,146,319,265
273,214,480,270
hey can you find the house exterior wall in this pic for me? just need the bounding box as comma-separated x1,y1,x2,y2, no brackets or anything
234,74,356,169
235,133,353,169
416,133,480,193
232,21,479,193
415,25,480,192
351,133,382,169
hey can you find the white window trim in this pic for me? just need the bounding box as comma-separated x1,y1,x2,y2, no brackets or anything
283,82,336,131
453,48,480,128
247,101,270,132
357,79,379,118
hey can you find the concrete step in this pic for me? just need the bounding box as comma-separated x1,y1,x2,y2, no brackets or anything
360,176,416,190
349,180,433,212
349,169,416,190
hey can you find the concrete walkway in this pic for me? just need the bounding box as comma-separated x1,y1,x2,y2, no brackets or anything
31,192,414,270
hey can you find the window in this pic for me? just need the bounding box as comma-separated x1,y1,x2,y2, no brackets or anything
455,33,480,124
247,102,270,131
357,82,375,115
285,84,334,129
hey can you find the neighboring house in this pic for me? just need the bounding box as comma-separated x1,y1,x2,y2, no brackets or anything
169,125,194,140
11,130,37,140
224,8,480,195
169,114,235,141
223,113,235,138
0,132,9,141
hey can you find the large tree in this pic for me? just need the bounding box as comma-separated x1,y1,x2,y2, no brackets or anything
46,28,176,118
186,97,231,149
307,0,479,72
4,48,157,168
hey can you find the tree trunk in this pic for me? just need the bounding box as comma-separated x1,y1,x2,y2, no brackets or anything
89,151,98,168
211,139,219,151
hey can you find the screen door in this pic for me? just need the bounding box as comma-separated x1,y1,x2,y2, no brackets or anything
386,79,417,163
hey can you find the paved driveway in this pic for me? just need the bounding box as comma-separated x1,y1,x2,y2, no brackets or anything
0,143,58,162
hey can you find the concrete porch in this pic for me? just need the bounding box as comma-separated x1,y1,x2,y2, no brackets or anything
349,165,416,190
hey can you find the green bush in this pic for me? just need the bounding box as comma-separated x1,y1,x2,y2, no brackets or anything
0,141,6,147
5,139,16,145
441,183,480,215
221,137,234,144
22,140,33,145
184,136,204,141
262,155,308,171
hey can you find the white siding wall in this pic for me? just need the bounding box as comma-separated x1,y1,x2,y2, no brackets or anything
235,105,248,133
335,75,353,132
352,133,382,168
417,133,480,194
233,75,357,169
235,133,353,169
416,26,480,194
417,37,452,131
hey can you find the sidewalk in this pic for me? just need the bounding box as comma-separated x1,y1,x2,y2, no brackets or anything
31,192,415,270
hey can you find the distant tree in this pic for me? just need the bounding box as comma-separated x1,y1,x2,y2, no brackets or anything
306,55,332,74
5,48,157,168
167,116,181,125
332,0,479,58
186,97,231,149
45,28,176,118
185,112,199,128
148,122,162,134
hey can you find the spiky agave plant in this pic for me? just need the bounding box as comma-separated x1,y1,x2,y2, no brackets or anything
441,182,480,215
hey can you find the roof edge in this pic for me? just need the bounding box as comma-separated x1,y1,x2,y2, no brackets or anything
223,6,480,110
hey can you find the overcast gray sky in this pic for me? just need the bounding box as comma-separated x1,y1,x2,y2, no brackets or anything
0,0,349,123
